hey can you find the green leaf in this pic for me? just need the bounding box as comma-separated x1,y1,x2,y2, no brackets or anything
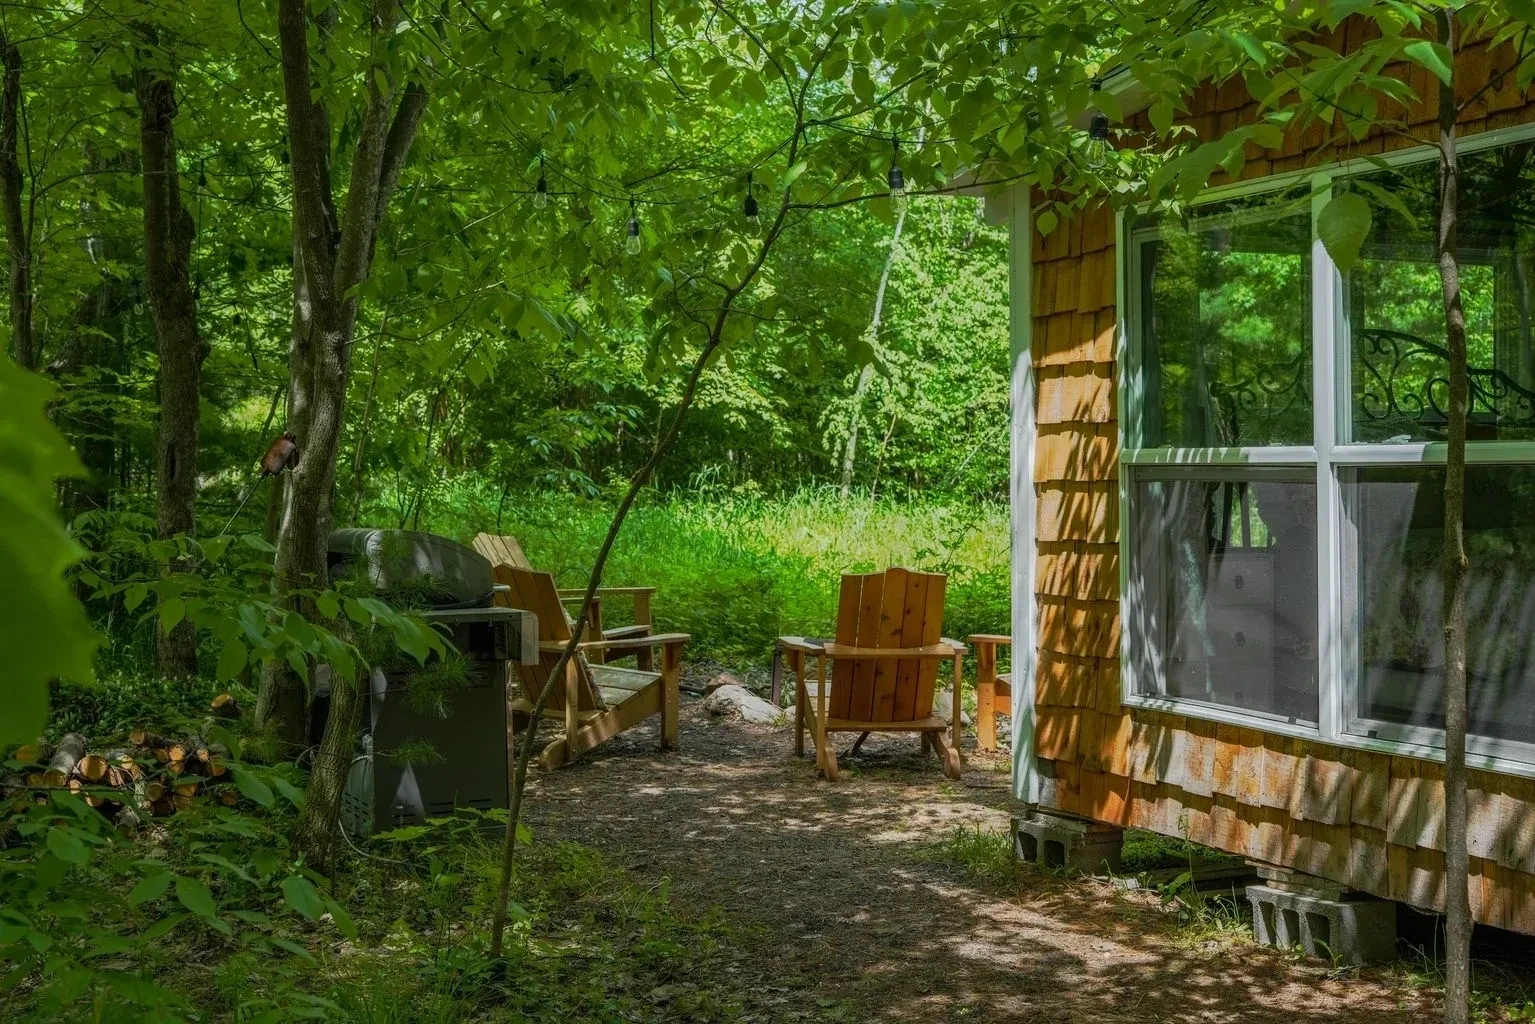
129,872,172,906
272,776,306,810
45,828,91,866
1507,0,1535,26
370,824,430,842
1403,39,1453,87
229,765,274,808
1227,32,1269,68
175,875,218,919
343,598,371,626
272,937,315,960
197,853,256,884
158,597,185,632
1353,177,1418,230
326,899,356,939
782,160,808,186
0,361,95,745
282,875,326,921
216,639,247,681
1036,209,1059,236
1317,191,1373,273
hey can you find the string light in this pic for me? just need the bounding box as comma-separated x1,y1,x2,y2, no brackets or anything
888,135,908,215
743,171,761,235
533,156,549,210
624,197,642,255
1085,80,1113,168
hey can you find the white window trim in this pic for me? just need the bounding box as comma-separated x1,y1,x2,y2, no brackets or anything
1117,121,1535,779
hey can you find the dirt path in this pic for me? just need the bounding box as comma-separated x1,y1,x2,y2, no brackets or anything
523,697,1439,1023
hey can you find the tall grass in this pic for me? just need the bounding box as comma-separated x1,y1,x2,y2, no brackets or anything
402,481,1010,667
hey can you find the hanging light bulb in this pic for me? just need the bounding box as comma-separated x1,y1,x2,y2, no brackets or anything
743,171,761,235
624,197,642,255
533,156,549,210
888,134,908,215
1085,80,1113,168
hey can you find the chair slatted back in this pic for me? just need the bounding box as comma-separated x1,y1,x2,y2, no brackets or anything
828,568,947,724
472,533,533,571
491,564,602,713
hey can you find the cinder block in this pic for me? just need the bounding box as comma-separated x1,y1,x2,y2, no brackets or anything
1013,813,1123,875
1246,884,1397,966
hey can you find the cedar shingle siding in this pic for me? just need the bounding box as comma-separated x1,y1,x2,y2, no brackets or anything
1029,25,1535,932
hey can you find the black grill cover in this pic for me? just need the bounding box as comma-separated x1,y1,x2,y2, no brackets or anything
327,528,494,609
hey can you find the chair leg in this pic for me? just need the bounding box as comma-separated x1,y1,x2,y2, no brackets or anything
660,642,681,751
792,653,806,757
539,736,569,771
822,737,839,782
932,731,961,780
950,652,964,770
977,678,997,753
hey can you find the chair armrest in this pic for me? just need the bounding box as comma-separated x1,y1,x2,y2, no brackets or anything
580,632,690,652
966,634,1012,647
602,623,652,641
558,587,658,599
941,637,969,655
778,636,825,655
823,642,960,660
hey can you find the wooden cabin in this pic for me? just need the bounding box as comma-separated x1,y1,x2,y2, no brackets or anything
1003,26,1535,934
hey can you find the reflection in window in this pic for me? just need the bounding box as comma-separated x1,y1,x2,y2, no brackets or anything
1349,144,1535,442
1131,475,1319,723
1137,192,1313,448
1351,466,1535,744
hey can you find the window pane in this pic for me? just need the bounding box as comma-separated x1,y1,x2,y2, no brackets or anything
1137,192,1313,448
1350,466,1535,745
1130,474,1319,723
1348,144,1535,442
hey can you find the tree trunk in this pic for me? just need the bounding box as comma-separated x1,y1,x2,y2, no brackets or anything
137,44,206,678
839,203,907,495
1,32,34,371
1436,9,1471,1023
52,142,135,521
288,658,365,869
257,0,427,866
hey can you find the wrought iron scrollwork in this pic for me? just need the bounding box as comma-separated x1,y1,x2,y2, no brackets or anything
1356,327,1535,433
1205,349,1311,445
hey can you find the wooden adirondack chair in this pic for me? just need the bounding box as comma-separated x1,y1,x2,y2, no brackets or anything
491,563,688,770
779,568,967,781
967,634,1012,752
473,533,656,666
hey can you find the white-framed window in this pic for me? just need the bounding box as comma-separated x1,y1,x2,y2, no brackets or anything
1119,122,1535,773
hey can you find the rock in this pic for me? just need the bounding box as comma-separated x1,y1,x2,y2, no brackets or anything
929,689,972,726
702,670,745,695
702,684,783,725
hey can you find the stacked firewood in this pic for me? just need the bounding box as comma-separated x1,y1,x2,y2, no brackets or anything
4,695,244,828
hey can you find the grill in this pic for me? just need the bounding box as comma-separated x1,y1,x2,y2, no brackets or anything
317,529,536,837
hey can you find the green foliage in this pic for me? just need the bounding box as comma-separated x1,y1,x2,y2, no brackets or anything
46,673,226,741
0,362,97,745
925,826,1029,889
71,517,445,692
1,800,748,1022
415,483,1009,665
0,770,334,1022
1318,191,1373,274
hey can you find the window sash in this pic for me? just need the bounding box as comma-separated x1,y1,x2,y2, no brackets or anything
1117,120,1535,776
